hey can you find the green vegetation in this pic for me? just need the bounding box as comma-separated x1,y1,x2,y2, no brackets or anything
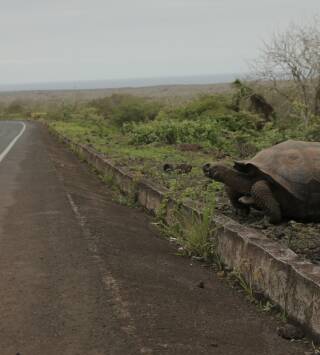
177,204,217,262
4,86,320,216
2,75,320,263
91,94,162,126
155,190,218,262
41,90,320,174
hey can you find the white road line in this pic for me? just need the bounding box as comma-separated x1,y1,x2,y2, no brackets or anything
0,122,26,163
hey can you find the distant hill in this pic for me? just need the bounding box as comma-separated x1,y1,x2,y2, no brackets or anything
0,73,240,92
0,82,234,106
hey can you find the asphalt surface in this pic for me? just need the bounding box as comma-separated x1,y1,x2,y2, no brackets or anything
0,121,311,354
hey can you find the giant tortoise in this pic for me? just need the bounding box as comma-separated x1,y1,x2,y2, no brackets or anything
203,140,320,224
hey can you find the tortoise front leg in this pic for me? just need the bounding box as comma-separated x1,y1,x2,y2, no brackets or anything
250,180,282,224
226,187,250,216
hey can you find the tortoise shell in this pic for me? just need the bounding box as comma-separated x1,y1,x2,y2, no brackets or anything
234,140,320,201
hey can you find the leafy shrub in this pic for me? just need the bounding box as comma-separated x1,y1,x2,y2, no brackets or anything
176,94,234,120
126,111,264,156
47,103,76,121
90,94,162,126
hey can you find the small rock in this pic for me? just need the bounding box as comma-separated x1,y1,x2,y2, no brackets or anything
176,164,192,174
197,281,205,288
159,343,169,349
253,289,265,302
217,271,225,278
277,324,305,340
163,163,174,172
274,228,286,240
210,342,218,347
163,163,193,174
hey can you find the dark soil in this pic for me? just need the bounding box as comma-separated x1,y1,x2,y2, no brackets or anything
215,191,320,265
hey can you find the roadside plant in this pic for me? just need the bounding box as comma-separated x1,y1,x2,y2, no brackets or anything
177,207,215,261
157,188,217,262
90,94,162,127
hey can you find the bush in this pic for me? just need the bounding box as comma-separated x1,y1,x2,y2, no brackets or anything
47,103,76,121
90,94,162,126
176,94,234,120
126,111,263,156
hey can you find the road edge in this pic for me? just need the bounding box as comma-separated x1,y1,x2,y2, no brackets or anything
46,123,320,342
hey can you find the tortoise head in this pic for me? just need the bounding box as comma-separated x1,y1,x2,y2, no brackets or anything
202,163,231,182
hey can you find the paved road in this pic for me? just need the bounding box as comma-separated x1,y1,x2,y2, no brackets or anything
0,121,311,354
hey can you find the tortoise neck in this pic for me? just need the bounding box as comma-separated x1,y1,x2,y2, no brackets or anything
221,168,252,194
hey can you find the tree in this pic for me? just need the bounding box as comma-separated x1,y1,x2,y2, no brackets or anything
251,19,320,125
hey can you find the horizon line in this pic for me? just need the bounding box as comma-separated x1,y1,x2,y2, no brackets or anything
0,72,245,92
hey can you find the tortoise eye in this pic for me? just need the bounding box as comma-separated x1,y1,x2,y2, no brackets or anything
202,164,211,175
212,171,219,179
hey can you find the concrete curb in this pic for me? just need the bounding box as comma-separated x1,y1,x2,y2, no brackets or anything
48,125,320,341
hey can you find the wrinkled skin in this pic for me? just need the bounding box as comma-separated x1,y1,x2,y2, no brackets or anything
203,163,282,224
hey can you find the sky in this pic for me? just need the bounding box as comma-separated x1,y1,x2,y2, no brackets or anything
0,0,319,85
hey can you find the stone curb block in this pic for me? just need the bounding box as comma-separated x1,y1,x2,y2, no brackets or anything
48,125,320,341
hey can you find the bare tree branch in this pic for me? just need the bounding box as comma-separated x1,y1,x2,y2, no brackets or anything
249,18,320,125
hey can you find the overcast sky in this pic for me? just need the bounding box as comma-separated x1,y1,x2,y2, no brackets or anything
0,0,319,85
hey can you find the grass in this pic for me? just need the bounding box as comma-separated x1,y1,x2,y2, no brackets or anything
52,115,224,266
229,269,255,301
49,118,227,210
154,189,219,263
176,195,217,260
34,90,320,264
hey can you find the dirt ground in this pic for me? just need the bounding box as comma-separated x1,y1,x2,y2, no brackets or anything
0,82,232,105
215,192,320,265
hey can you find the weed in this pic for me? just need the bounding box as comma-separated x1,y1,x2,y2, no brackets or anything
229,269,255,301
312,342,320,354
259,300,275,313
110,183,138,208
177,209,215,261
278,308,288,323
114,193,135,207
101,173,115,187
155,194,171,224
155,188,218,263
